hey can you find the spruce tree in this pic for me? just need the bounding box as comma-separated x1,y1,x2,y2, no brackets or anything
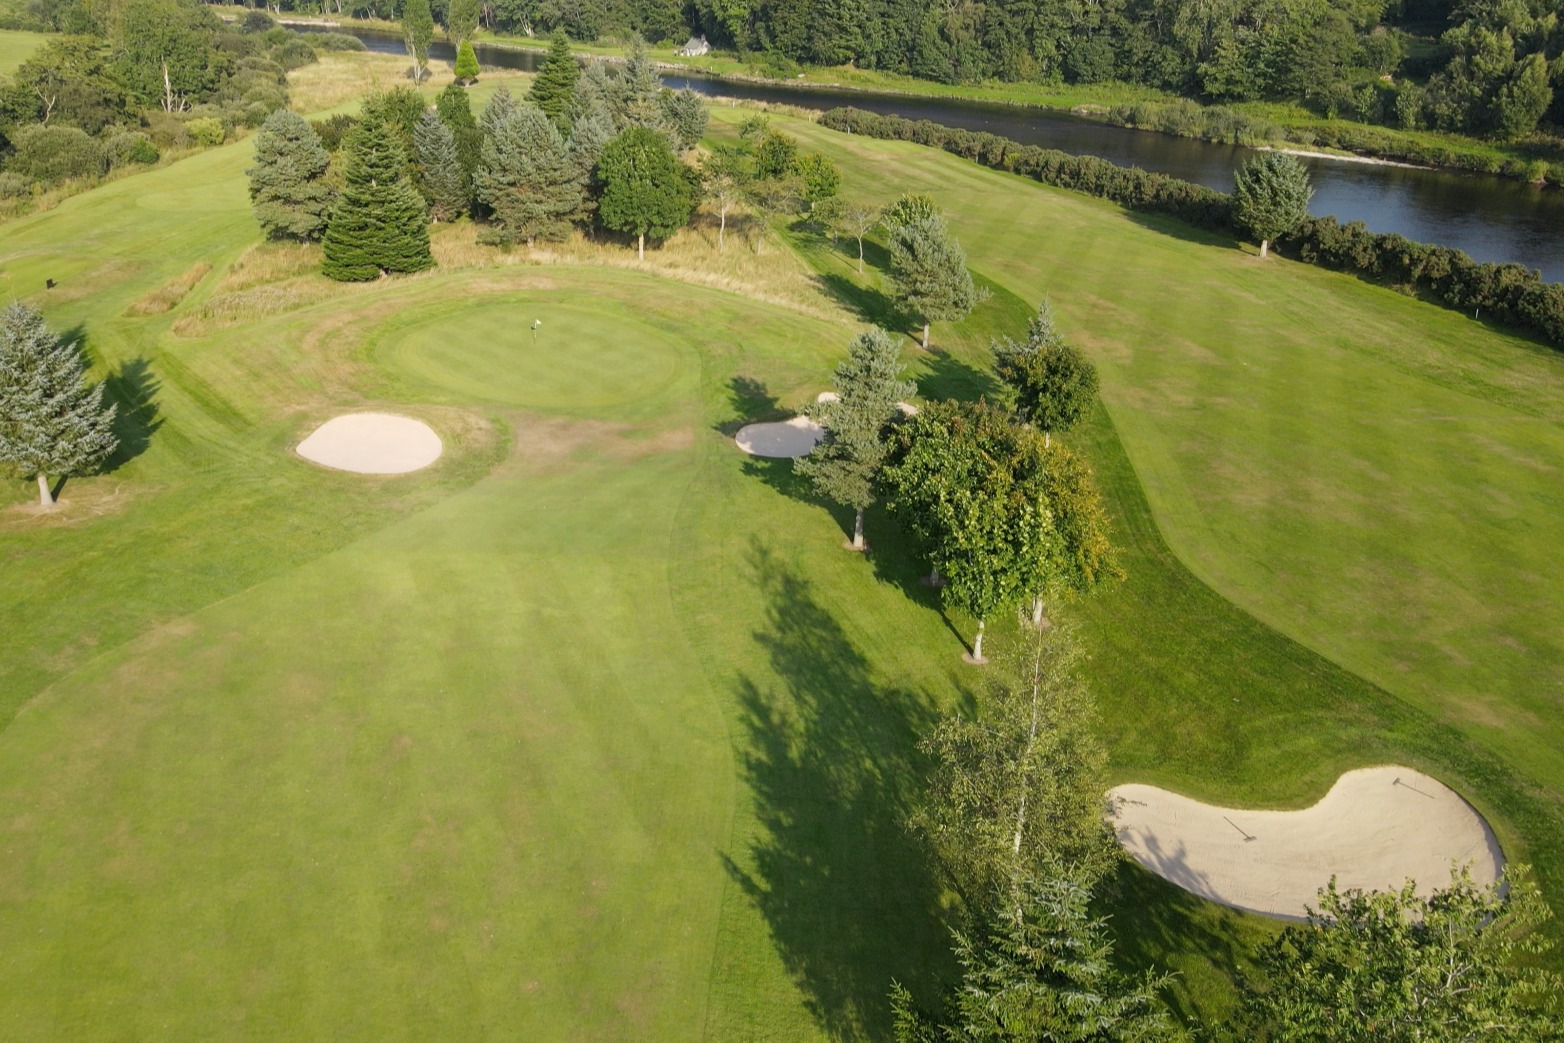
321,113,433,281
794,327,916,551
574,60,623,128
567,100,615,226
596,126,693,260
656,87,707,151
436,81,481,184
528,29,579,132
413,109,467,222
246,109,334,241
401,0,434,82
1232,152,1312,258
621,34,660,127
887,213,982,350
453,40,479,84
0,303,118,508
992,301,1099,445
474,103,582,246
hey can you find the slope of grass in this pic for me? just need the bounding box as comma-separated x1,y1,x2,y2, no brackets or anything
0,29,43,75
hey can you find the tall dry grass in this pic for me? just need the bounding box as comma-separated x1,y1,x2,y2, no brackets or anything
124,262,213,315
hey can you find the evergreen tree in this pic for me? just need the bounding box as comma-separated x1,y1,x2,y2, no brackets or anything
413,109,467,222
453,40,479,85
246,109,334,241
401,0,434,82
794,326,916,551
892,869,1175,1042
1232,152,1313,258
887,213,982,350
475,103,582,246
596,126,693,260
622,34,661,127
436,81,482,184
477,82,520,135
567,100,616,226
883,192,939,227
0,303,118,508
573,60,623,129
656,87,707,151
445,0,478,43
528,29,579,132
321,112,433,281
992,301,1099,445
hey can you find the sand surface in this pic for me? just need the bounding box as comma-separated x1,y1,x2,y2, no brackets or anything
296,413,443,474
1110,766,1503,920
735,416,825,458
816,390,918,415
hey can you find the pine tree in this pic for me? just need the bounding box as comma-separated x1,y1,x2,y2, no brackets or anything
887,213,982,349
453,39,479,84
656,87,707,151
475,103,582,246
1232,152,1312,258
596,126,693,260
436,81,481,184
528,29,579,132
574,60,623,129
413,109,467,222
246,109,334,241
401,0,434,82
0,303,118,508
321,112,433,281
794,326,916,551
445,0,478,44
622,34,660,127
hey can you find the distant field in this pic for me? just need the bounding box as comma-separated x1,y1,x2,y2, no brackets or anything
0,29,44,74
1,56,1562,1038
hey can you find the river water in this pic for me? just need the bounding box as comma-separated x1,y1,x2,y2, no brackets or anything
325,28,1564,280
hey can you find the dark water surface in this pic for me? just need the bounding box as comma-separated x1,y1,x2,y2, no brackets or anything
324,27,1564,280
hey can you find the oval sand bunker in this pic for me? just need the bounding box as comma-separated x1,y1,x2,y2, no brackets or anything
296,413,443,474
735,416,824,458
1110,765,1503,920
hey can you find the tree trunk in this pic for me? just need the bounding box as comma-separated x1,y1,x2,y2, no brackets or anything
1044,430,1050,449
1031,595,1045,626
856,237,864,274
637,232,645,261
851,506,865,550
1259,238,1270,259
923,565,943,587
1010,644,1046,884
970,620,985,662
36,473,53,507
718,206,726,252
921,322,930,350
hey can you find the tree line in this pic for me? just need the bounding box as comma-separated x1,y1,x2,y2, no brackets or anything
0,1,359,205
820,106,1564,350
784,264,1564,1037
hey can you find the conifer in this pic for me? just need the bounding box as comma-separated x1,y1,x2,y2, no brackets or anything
0,303,118,507
474,103,582,246
528,30,579,132
321,113,433,281
414,109,467,222
247,109,334,241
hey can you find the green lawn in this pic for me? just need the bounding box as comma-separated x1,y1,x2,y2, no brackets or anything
3,83,1564,1038
0,28,44,75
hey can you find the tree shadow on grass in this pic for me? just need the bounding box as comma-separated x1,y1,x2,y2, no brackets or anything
715,375,784,437
102,357,163,472
915,348,1000,403
724,542,953,1040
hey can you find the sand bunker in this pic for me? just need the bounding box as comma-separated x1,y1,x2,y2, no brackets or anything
1110,766,1503,920
816,390,919,415
735,416,825,458
296,413,443,474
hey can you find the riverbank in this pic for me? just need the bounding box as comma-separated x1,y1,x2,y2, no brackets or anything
275,11,1562,188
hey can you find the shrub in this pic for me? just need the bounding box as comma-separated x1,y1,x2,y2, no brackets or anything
6,125,108,184
311,114,358,151
310,32,366,52
241,8,276,32
186,118,227,148
145,112,191,149
0,172,33,198
272,37,317,71
106,132,160,167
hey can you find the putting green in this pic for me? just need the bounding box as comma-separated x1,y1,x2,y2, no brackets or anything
375,298,690,414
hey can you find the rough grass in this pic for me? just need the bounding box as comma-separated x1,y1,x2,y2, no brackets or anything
0,28,43,75
124,262,212,315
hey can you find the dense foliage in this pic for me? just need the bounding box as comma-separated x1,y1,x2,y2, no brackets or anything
822,107,1564,348
247,109,334,241
321,112,433,280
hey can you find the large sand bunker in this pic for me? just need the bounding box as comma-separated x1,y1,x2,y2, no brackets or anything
735,416,825,458
1110,766,1503,920
296,413,443,474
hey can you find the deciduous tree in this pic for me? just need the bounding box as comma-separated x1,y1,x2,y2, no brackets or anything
795,327,916,551
401,0,435,82
321,113,433,281
247,109,334,241
1233,152,1313,258
596,126,693,259
796,152,841,208
1230,866,1563,1042
446,0,478,44
887,213,982,350
700,144,750,252
833,198,880,273
0,304,118,508
992,301,1099,445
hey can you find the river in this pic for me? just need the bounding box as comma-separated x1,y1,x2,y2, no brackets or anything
320,27,1564,281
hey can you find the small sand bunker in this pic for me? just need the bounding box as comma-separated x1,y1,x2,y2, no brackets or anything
296,412,443,474
735,416,824,458
816,390,919,415
1110,766,1503,920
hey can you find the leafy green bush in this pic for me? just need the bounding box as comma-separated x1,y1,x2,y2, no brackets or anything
186,118,227,148
272,37,318,71
0,172,34,198
5,126,108,184
310,32,366,52
106,132,160,168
